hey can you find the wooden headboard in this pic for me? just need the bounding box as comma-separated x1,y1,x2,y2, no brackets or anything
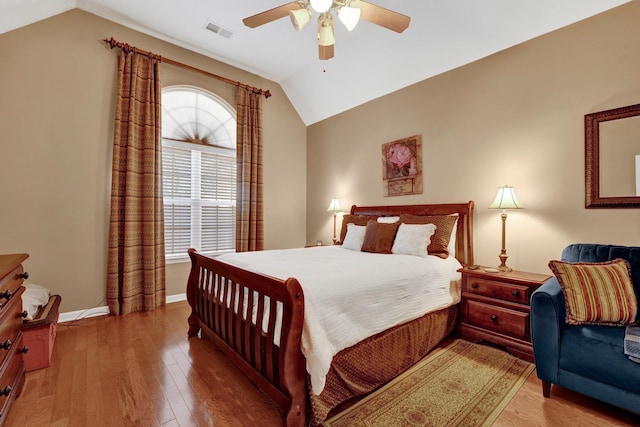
350,201,475,266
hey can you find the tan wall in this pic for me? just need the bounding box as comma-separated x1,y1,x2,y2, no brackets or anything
0,10,307,312
307,2,640,274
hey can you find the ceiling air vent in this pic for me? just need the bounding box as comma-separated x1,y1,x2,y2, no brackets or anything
205,21,234,39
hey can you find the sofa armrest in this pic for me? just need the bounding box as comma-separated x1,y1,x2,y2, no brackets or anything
530,277,566,385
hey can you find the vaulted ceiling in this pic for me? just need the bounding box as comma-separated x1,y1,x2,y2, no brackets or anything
0,0,629,125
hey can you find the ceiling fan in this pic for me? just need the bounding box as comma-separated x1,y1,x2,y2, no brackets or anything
243,1,410,60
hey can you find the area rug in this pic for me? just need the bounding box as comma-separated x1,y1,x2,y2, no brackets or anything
323,339,534,427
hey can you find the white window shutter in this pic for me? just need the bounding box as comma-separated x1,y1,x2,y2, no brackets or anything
161,87,237,260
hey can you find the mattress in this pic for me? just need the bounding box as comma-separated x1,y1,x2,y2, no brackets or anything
218,245,462,394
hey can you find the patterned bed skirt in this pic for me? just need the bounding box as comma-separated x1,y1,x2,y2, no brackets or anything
308,304,459,426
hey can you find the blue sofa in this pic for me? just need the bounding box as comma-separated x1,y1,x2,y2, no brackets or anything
530,243,640,415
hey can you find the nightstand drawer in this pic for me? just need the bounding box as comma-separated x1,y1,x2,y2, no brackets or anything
466,300,529,340
466,277,530,304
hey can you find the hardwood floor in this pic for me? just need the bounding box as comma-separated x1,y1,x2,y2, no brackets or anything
6,301,639,426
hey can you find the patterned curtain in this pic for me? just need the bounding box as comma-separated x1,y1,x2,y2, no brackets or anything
235,88,264,252
106,49,165,315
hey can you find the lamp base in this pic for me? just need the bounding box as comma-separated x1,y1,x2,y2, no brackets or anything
497,251,512,272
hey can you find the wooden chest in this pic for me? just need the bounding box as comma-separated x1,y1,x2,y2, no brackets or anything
22,295,60,372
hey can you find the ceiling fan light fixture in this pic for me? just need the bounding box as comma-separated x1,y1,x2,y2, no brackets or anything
289,8,312,31
317,14,335,46
242,1,410,60
338,6,360,31
310,0,333,14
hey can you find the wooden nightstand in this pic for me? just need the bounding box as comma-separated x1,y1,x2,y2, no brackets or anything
459,266,552,362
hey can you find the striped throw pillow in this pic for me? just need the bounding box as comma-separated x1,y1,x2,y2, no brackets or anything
549,259,638,326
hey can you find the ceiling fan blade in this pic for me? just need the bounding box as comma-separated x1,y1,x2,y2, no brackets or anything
351,0,410,33
243,2,303,28
319,43,334,60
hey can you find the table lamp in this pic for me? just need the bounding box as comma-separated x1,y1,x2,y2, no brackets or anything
327,198,343,245
489,186,522,272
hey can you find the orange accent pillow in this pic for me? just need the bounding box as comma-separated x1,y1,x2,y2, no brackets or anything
549,259,638,326
361,220,401,254
399,214,457,258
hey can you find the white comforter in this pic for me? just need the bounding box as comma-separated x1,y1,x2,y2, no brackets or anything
217,246,462,395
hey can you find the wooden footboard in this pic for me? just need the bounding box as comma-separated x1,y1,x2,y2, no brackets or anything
186,248,307,427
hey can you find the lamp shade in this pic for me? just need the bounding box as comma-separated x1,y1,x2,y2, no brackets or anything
489,186,523,209
310,0,332,13
327,198,342,212
289,8,312,32
317,14,335,46
338,6,360,31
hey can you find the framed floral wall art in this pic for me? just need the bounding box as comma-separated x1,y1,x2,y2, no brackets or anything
381,134,423,197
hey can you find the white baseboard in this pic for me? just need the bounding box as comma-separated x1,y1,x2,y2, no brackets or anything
167,293,186,304
59,293,188,323
59,306,110,323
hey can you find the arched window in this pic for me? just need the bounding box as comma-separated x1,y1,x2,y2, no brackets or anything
161,86,236,261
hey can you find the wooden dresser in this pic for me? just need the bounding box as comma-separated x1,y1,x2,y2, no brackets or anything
459,266,551,362
0,254,29,426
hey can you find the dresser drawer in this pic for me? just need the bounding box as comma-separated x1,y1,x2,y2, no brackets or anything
466,300,529,340
0,332,25,420
0,287,24,369
466,277,530,304
0,265,24,308
0,254,28,426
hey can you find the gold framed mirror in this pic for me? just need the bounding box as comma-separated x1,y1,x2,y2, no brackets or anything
585,103,640,208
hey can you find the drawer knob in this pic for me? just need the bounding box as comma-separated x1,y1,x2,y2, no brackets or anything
512,290,520,298
19,271,29,280
490,314,498,322
0,289,12,300
19,346,29,354
0,386,11,397
471,283,479,289
19,310,28,318
0,340,11,351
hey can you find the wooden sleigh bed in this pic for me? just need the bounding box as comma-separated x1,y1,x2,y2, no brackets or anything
186,201,474,426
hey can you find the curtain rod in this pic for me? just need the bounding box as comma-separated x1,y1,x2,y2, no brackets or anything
103,37,271,99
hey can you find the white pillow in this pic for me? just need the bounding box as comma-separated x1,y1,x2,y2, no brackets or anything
377,216,400,224
392,223,437,257
341,223,367,251
21,283,51,320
